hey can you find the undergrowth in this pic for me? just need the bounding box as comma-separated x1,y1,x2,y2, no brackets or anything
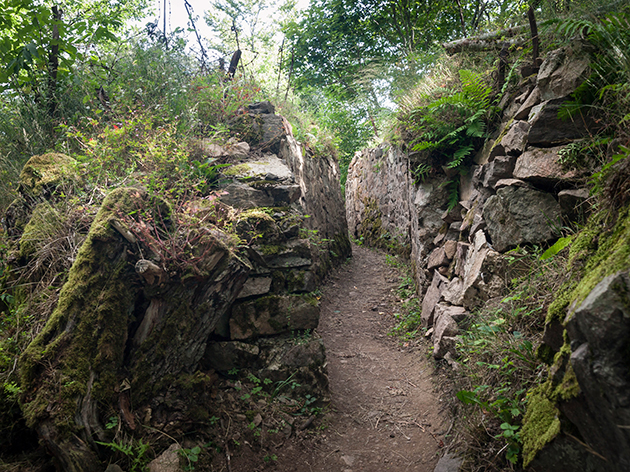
452,245,573,471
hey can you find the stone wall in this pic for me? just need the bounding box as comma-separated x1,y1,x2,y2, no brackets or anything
345,42,630,469
3,103,350,468
346,145,414,255
201,103,351,392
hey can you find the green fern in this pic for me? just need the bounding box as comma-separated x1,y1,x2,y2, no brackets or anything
401,69,490,173
460,69,492,109
447,144,475,169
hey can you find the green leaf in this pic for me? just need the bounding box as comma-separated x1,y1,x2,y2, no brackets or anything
540,236,573,260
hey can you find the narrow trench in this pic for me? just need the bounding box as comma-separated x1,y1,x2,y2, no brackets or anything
274,244,451,471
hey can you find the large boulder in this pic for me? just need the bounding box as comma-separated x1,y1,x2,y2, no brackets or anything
483,185,562,252
537,43,591,101
527,99,595,147
229,294,320,340
563,271,630,471
513,146,586,188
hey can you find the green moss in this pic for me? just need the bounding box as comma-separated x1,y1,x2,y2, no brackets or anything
554,363,581,401
302,293,318,307
248,180,277,189
19,153,77,196
286,270,306,292
259,244,285,256
545,283,576,324
223,163,252,177
554,207,630,326
19,188,145,436
521,387,562,467
239,209,275,222
18,202,64,260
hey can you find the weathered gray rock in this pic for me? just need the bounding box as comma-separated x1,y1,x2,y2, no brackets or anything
248,101,275,114
524,434,596,472
434,303,468,324
410,176,451,286
500,120,530,156
266,183,302,205
537,44,590,101
433,308,458,358
148,444,182,472
442,231,503,309
229,153,294,182
427,247,449,270
434,452,463,472
286,270,317,293
256,334,329,396
259,239,312,269
105,465,124,472
444,240,458,260
229,294,319,340
558,188,590,221
258,114,286,153
422,271,449,328
513,146,584,187
483,185,562,252
514,86,541,121
528,99,594,146
220,182,274,209
196,140,250,159
454,242,470,277
560,271,630,472
237,276,272,299
482,155,518,188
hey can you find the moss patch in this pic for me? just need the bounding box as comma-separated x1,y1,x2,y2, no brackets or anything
223,163,252,177
19,188,145,437
521,387,562,467
18,202,64,260
546,207,630,327
19,153,77,196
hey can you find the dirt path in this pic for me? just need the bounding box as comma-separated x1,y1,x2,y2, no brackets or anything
272,245,449,471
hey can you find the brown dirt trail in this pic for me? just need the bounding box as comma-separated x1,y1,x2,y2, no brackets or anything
268,245,449,471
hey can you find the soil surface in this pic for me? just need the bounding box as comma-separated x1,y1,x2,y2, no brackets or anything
252,244,451,471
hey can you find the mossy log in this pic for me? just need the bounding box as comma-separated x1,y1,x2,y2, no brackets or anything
18,187,250,471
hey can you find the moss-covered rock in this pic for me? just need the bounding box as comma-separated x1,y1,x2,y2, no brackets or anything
18,187,251,471
19,153,77,197
18,202,64,260
524,207,630,470
522,387,562,467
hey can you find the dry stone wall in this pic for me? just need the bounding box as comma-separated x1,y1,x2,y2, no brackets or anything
2,103,349,469
346,41,630,469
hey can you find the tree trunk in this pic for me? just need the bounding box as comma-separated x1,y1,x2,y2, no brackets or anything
443,24,529,55
527,5,540,67
47,6,61,118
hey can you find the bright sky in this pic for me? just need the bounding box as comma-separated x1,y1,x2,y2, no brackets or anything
143,0,309,43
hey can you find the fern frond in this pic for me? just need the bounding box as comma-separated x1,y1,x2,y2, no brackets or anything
466,119,486,138
411,140,437,152
459,70,492,109
556,18,593,39
447,144,474,169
